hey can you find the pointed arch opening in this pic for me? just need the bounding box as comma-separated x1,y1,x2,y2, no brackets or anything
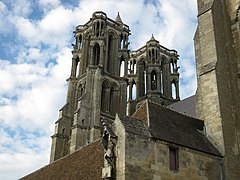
170,58,174,73
110,86,115,115
107,33,117,73
96,21,100,37
101,81,110,113
93,43,100,65
171,80,177,99
76,57,80,77
152,49,155,63
151,70,157,90
100,21,104,36
78,34,82,49
138,60,146,97
120,56,125,77
132,80,136,100
120,33,124,49
127,84,130,100
133,59,136,74
71,57,80,77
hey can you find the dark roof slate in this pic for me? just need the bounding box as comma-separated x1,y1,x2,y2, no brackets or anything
147,102,221,156
167,95,196,117
119,115,151,138
21,140,104,180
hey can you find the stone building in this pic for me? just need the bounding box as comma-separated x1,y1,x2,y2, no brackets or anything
50,11,180,163
22,0,240,179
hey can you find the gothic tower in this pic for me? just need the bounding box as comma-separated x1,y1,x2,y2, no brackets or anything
194,0,240,179
50,12,130,162
127,35,180,115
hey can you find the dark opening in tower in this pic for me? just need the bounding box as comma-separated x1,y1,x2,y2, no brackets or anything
151,70,157,90
93,43,100,65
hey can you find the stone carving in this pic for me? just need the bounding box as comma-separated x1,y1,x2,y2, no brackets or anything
101,118,117,179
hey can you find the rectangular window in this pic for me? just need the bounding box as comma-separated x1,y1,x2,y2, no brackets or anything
169,147,178,171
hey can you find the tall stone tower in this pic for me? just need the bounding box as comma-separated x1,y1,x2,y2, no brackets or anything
50,11,180,163
194,0,240,179
127,35,180,115
50,12,130,162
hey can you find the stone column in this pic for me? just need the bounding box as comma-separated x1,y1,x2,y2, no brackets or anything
89,46,93,65
129,82,133,100
147,72,151,92
71,58,76,77
106,88,110,113
100,44,104,66
176,80,179,99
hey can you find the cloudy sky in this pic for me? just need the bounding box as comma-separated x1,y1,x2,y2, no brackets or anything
0,0,197,179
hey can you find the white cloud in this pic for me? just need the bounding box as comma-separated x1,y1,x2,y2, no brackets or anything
0,0,198,179
39,0,60,8
39,6,74,35
11,0,32,17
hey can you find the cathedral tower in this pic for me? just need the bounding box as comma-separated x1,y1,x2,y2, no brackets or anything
50,11,180,163
50,12,130,162
127,35,180,115
194,0,240,179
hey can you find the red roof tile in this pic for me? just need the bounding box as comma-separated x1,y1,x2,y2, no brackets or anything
21,140,104,180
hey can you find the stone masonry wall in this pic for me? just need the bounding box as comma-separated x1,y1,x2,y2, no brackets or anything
124,132,222,180
195,0,240,179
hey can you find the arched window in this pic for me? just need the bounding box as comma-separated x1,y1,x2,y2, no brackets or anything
120,56,125,77
161,56,168,95
133,59,136,74
101,82,109,112
124,34,127,48
170,58,174,73
78,34,82,49
76,57,80,77
72,57,80,77
132,80,136,100
93,43,100,65
151,70,157,90
101,22,104,36
152,49,155,63
143,62,147,95
96,21,100,37
110,86,115,115
138,60,146,97
172,80,177,99
120,33,124,49
107,34,117,73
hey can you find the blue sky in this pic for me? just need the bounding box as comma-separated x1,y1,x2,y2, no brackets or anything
0,0,197,179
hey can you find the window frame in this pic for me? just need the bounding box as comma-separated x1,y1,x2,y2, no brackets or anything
169,146,179,172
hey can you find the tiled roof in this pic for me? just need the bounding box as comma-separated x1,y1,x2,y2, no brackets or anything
120,116,151,138
167,95,196,117
21,140,104,180
132,102,148,126
131,100,221,156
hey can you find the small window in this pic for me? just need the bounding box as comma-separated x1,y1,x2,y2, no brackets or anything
169,147,178,171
